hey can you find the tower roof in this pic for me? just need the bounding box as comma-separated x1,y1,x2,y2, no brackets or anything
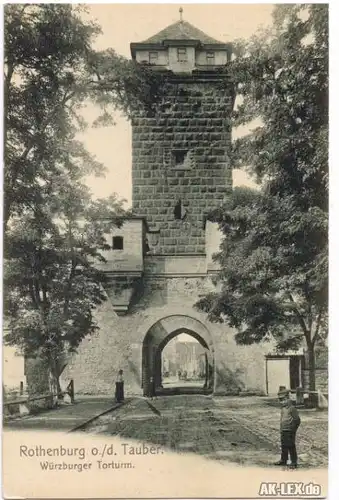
141,20,224,45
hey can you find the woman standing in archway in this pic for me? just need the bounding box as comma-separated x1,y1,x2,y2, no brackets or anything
115,369,124,403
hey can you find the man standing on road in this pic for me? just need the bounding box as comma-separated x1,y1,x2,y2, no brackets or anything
274,388,301,469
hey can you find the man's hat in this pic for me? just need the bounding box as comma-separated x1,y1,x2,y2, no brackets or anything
278,388,289,398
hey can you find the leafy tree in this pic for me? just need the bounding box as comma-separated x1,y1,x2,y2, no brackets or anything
196,4,328,392
4,4,163,229
4,184,126,394
4,4,100,228
231,4,328,207
4,4,152,392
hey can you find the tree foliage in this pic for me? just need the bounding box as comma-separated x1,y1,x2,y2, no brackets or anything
4,4,164,228
196,5,328,391
231,4,328,209
4,188,126,389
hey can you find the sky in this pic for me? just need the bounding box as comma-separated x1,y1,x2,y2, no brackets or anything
78,3,275,205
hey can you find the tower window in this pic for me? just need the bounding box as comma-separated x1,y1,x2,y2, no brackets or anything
177,47,187,62
161,100,172,113
171,149,194,170
112,236,124,250
144,238,151,254
149,51,158,64
206,51,215,64
173,149,188,165
193,101,202,112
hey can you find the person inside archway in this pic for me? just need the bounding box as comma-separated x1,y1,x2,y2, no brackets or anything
115,369,124,403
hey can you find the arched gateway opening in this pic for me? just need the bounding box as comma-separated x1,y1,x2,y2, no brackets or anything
142,315,214,396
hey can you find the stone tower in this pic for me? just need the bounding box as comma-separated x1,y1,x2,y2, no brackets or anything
130,16,234,256
61,14,273,397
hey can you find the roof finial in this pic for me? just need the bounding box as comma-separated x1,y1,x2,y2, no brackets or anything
179,6,183,22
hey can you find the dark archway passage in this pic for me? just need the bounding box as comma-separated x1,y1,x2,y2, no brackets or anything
142,315,214,396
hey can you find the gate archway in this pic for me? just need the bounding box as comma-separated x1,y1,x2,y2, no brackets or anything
142,315,214,396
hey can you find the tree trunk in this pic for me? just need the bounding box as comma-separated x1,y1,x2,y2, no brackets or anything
47,354,62,406
306,342,316,392
48,369,59,394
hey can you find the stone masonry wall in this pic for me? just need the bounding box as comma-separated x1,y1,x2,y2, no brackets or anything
132,78,233,254
302,346,328,393
62,273,273,396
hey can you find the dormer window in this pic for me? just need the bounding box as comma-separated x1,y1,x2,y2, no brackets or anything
149,51,158,64
206,51,215,65
177,47,187,62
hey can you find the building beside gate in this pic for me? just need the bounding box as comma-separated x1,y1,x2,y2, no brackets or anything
60,15,325,397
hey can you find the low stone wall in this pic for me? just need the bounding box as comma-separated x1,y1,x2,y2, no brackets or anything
302,369,328,394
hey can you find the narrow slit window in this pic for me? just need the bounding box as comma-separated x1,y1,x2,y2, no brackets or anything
144,238,150,254
174,200,187,220
112,236,124,250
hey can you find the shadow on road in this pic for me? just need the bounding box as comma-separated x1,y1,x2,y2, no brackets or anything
155,386,212,396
